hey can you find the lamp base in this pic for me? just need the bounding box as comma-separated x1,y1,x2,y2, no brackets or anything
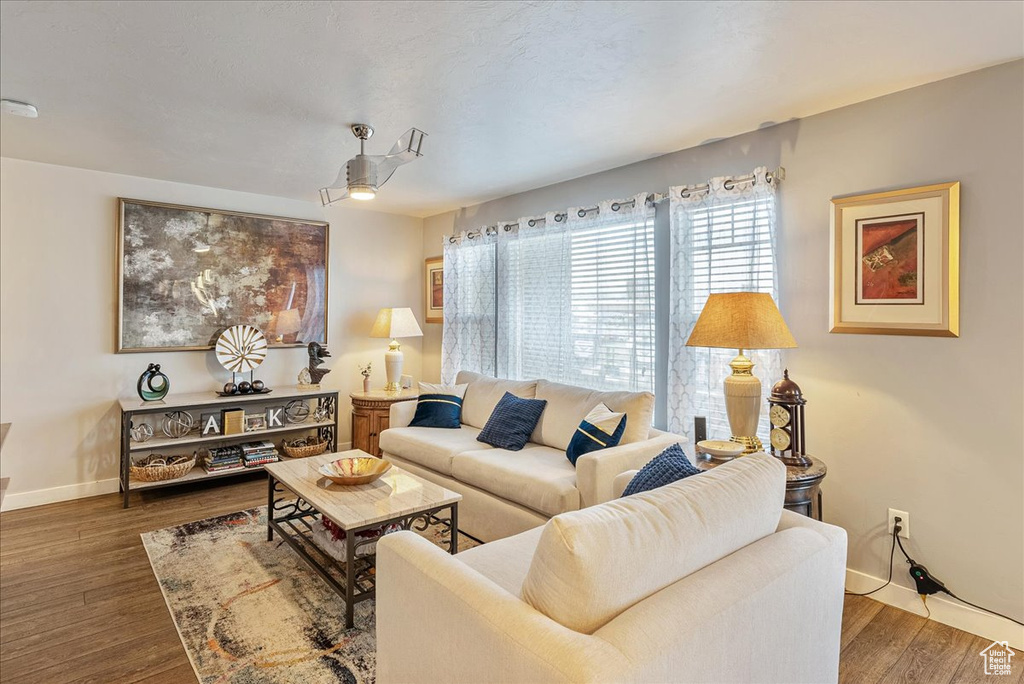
724,350,764,455
729,435,764,454
384,340,403,393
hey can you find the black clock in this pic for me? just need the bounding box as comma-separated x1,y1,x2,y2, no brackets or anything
767,369,810,467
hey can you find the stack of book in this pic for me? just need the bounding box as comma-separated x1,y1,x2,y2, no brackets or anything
241,440,280,467
204,446,244,473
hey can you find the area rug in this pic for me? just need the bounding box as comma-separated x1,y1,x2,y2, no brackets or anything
142,506,478,684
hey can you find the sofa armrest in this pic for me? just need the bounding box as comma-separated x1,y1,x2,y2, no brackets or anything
612,470,639,498
388,399,417,428
575,433,682,507
376,531,626,684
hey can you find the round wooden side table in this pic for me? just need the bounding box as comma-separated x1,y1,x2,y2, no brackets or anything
350,388,418,457
694,452,827,521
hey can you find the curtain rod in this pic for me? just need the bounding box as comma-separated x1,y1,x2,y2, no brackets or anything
677,166,785,199
447,166,785,243
451,193,664,243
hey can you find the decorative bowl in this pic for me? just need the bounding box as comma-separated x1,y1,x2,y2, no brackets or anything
696,440,745,459
318,457,392,486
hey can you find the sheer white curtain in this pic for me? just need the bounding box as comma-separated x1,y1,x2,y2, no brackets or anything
441,194,655,392
667,167,783,442
441,230,497,385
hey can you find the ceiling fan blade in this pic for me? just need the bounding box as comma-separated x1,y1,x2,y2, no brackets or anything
319,184,350,205
376,128,426,187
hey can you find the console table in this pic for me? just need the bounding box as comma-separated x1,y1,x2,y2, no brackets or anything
119,387,339,508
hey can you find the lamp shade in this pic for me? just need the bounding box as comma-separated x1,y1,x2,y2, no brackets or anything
685,293,796,350
370,307,423,339
275,308,301,335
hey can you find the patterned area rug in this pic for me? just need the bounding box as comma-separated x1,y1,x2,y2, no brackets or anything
142,506,477,684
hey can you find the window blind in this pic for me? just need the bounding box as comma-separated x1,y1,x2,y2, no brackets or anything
497,202,656,393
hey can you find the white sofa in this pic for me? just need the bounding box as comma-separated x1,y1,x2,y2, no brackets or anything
376,454,848,684
380,371,685,541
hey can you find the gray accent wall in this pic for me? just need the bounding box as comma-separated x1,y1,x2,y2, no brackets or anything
422,61,1024,624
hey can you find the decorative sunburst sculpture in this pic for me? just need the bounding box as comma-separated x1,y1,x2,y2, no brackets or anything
216,325,268,373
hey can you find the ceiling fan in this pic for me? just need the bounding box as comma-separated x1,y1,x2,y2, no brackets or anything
319,124,426,205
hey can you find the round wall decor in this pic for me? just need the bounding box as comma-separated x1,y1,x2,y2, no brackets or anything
215,325,268,373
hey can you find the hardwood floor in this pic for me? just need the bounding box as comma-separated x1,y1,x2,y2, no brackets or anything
0,476,1018,684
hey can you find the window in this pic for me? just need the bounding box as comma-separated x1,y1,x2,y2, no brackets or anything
506,209,655,392
443,196,655,393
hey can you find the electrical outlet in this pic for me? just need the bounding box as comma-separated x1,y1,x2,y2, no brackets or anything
888,508,910,539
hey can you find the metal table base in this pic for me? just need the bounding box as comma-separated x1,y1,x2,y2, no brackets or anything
266,473,459,628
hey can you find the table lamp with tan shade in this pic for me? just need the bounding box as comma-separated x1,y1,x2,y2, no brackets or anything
370,307,423,391
686,292,796,454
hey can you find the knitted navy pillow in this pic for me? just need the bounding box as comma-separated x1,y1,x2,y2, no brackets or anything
621,443,701,497
477,392,547,451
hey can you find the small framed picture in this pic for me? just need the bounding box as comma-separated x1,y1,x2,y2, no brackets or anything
244,414,267,432
830,182,959,337
425,256,443,324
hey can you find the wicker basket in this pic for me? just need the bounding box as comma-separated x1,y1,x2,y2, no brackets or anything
130,453,196,482
283,439,328,459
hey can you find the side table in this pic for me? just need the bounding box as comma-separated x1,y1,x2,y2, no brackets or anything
695,452,827,521
350,388,418,456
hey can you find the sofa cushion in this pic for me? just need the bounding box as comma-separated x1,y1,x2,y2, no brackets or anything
521,453,786,634
452,445,581,517
408,383,468,429
565,403,627,466
456,371,538,429
531,379,654,451
378,426,491,476
621,443,701,496
477,392,548,451
456,526,544,598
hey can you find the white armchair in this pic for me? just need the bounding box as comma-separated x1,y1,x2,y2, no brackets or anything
376,454,848,683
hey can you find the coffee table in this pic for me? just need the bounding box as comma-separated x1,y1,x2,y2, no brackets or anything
265,449,461,628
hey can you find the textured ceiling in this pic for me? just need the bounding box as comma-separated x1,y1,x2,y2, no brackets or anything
1,1,1021,217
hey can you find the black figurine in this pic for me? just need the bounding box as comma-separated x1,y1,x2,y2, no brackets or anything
307,342,332,385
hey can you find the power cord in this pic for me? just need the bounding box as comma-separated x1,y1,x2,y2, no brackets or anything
845,520,900,597
894,524,1024,627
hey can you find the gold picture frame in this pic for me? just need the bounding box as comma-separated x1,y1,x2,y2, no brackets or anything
425,256,444,324
830,182,959,337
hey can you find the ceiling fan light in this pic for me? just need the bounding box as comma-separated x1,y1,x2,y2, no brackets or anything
349,184,377,200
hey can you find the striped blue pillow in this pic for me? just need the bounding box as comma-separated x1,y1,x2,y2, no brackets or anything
565,403,627,466
409,383,468,429
621,443,701,497
477,392,547,451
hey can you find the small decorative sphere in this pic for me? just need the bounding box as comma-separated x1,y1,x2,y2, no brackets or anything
237,381,252,394
223,382,237,395
252,380,265,392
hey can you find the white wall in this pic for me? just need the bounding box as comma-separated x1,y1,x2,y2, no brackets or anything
421,62,1024,630
0,158,424,509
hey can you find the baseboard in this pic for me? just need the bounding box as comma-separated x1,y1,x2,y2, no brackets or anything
0,478,119,512
0,443,355,513
846,568,1023,649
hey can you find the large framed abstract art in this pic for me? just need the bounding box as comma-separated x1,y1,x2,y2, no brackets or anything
830,182,959,337
117,199,329,352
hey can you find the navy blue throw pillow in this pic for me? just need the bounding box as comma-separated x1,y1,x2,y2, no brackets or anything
565,403,627,466
621,443,701,497
408,383,467,429
477,392,547,451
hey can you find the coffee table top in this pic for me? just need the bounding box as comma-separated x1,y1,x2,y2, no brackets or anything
265,449,461,530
